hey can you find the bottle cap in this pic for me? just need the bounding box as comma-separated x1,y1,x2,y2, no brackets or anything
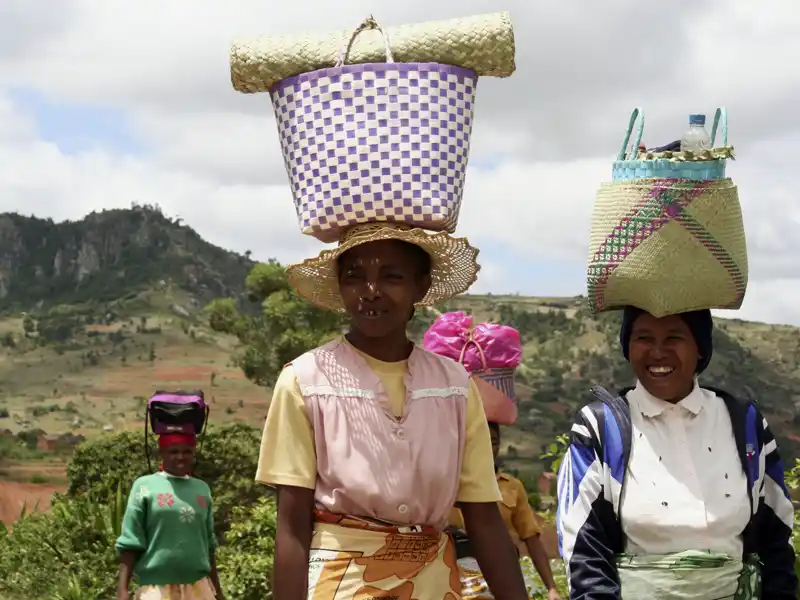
689,114,706,126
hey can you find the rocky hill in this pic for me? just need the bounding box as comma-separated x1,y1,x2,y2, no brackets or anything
0,209,798,481
0,204,253,310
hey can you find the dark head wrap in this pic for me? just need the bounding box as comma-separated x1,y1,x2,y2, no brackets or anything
619,307,714,374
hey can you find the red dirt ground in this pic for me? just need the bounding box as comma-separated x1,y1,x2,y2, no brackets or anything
0,481,64,526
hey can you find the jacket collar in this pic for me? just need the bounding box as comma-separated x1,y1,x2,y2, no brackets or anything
628,379,704,418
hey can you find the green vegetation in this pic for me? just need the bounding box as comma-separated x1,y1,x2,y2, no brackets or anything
0,424,569,599
0,209,799,598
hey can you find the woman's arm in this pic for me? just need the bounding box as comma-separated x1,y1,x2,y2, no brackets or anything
274,485,315,600
507,477,558,594
209,551,225,600
754,415,798,599
204,490,225,599
116,551,137,600
556,407,622,600
524,535,559,597
461,502,529,600
115,480,147,600
256,365,319,599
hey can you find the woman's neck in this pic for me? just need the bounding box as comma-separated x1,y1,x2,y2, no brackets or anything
346,330,413,362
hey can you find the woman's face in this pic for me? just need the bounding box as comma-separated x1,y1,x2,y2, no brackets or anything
160,443,195,476
338,240,431,339
628,312,699,402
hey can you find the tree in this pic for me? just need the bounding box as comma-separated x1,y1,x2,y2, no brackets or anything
206,260,344,387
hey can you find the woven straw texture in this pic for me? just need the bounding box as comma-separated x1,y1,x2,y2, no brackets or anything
231,12,515,93
612,107,732,182
471,368,517,425
272,61,477,243
612,148,734,182
286,223,480,312
586,178,748,318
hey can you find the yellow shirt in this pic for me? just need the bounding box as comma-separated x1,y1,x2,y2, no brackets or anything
256,343,501,504
448,472,542,543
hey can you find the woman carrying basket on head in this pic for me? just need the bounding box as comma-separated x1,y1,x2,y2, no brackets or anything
559,107,797,599
116,429,225,600
235,11,523,599
424,312,561,600
257,223,529,599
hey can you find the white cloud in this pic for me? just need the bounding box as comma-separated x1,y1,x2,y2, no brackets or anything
0,0,799,324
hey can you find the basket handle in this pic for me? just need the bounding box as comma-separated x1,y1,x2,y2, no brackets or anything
458,329,488,371
336,15,394,67
710,107,728,147
616,108,645,161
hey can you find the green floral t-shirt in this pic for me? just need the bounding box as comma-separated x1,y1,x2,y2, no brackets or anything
115,472,217,586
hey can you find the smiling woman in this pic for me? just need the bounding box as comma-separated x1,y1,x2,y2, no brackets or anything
556,306,798,599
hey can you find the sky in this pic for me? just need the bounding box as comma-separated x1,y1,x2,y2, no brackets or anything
0,0,798,324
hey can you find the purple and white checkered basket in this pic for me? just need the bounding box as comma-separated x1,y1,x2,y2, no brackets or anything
270,17,479,243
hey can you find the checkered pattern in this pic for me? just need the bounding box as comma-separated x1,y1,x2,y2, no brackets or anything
270,62,478,242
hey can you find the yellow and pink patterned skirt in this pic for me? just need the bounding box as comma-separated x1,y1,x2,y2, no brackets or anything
309,510,461,600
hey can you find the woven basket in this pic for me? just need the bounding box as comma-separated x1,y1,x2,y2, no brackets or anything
586,178,748,318
230,12,515,93
471,367,518,426
270,17,478,242
612,108,732,182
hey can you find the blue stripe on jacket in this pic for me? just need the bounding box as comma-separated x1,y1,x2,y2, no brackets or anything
556,397,797,600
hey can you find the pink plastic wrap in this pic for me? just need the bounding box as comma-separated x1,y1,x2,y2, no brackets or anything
422,311,522,372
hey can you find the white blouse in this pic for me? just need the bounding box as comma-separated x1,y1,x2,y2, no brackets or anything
619,381,751,557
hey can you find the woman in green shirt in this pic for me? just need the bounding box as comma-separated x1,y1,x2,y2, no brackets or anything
115,432,225,600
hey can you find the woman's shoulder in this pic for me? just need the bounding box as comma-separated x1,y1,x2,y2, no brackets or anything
129,472,163,490
187,475,211,491
414,345,470,378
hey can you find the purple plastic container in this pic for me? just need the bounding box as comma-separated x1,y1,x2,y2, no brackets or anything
147,390,208,435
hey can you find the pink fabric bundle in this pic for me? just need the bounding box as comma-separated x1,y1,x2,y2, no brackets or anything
423,311,521,424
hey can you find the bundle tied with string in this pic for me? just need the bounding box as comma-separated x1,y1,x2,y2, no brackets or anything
231,14,516,243
587,107,748,318
423,311,521,425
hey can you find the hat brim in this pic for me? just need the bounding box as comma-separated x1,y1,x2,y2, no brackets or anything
286,226,480,312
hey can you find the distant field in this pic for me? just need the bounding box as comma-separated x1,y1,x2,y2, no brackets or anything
0,289,268,439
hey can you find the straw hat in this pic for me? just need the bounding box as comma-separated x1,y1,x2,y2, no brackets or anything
287,222,480,312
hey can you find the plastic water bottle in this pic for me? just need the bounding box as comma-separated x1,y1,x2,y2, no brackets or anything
680,114,711,153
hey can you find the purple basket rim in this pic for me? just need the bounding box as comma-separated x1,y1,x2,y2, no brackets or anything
271,62,478,95
149,394,206,407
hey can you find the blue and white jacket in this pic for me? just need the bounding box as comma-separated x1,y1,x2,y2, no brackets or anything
556,386,797,599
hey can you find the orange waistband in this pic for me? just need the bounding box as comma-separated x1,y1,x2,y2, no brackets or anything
314,509,441,535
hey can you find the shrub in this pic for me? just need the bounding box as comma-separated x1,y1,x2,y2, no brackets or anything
218,498,278,600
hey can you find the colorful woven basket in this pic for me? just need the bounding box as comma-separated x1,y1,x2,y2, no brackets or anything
586,177,748,317
269,17,479,242
611,108,732,182
471,367,517,426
